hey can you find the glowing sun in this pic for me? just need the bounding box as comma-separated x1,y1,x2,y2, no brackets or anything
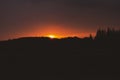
48,35,56,39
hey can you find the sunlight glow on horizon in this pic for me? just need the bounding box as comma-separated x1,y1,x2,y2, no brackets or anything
48,35,56,39
0,24,96,40
34,25,93,38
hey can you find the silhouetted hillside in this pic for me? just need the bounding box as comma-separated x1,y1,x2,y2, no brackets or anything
0,28,120,80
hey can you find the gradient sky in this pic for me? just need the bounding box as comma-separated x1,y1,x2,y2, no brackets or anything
0,0,120,40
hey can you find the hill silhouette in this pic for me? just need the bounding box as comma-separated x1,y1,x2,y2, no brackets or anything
0,28,120,80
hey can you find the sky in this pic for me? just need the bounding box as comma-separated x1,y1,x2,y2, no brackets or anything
0,0,120,40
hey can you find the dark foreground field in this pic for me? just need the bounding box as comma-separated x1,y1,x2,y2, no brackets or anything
0,29,120,80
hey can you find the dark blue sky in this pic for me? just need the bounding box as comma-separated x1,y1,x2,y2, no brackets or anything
0,0,120,40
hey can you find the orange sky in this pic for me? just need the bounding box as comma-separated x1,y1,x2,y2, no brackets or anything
15,24,96,39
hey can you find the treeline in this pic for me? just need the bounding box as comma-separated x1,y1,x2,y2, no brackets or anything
95,28,120,40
